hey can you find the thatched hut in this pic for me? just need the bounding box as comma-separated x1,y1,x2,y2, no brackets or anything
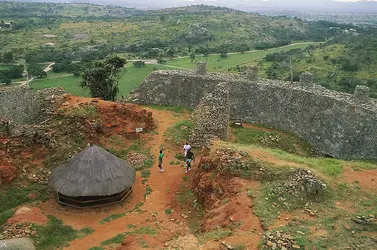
48,145,135,208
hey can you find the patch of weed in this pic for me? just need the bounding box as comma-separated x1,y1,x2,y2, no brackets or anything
100,213,126,224
127,224,137,229
0,183,50,212
141,169,151,178
165,120,195,146
0,209,15,227
198,228,233,243
137,236,149,248
144,186,153,198
165,208,173,215
271,149,343,177
100,233,125,246
175,153,185,161
79,227,95,238
67,105,98,119
234,244,247,250
88,247,104,250
231,126,315,157
32,215,78,250
100,226,158,246
141,179,148,185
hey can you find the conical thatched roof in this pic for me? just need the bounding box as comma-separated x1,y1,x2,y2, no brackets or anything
48,145,136,197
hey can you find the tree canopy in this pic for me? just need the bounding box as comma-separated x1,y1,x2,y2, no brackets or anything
80,55,126,101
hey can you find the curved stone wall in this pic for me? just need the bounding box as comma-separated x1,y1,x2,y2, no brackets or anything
128,70,377,160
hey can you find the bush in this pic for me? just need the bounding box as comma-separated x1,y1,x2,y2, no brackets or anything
133,61,145,68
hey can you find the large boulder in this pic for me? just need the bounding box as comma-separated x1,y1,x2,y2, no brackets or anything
0,238,36,250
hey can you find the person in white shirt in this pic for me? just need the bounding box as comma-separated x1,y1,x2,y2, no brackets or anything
183,142,191,157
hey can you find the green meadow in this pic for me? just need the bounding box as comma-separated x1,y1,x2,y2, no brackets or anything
167,42,317,72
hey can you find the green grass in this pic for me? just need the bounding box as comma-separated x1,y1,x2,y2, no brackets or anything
32,215,78,250
0,183,50,212
198,228,233,243
88,247,104,250
164,120,195,146
79,227,95,237
234,244,247,250
100,226,157,246
66,105,98,119
0,209,15,227
144,186,153,198
0,65,13,70
167,43,316,72
231,126,315,157
270,149,343,177
31,75,87,96
100,213,127,224
30,64,177,99
165,208,173,215
100,233,125,246
141,169,151,178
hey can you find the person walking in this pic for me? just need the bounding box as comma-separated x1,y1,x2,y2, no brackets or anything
183,142,191,158
158,149,164,173
185,149,195,174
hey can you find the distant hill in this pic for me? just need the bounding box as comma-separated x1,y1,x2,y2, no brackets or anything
0,3,353,53
2,0,377,13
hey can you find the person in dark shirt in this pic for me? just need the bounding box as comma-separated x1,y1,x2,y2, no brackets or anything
185,149,195,174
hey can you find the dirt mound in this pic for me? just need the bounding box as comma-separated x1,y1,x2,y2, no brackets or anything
193,149,263,249
62,96,155,139
6,206,48,226
0,164,16,184
0,95,155,184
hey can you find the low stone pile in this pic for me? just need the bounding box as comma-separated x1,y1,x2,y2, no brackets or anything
352,214,376,225
0,224,36,240
262,231,301,249
127,152,148,166
28,169,51,184
220,241,236,250
270,169,327,198
9,125,57,149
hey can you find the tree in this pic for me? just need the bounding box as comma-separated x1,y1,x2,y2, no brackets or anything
80,55,126,101
28,64,47,78
190,53,196,62
2,79,11,85
157,58,166,64
133,61,145,68
3,52,13,64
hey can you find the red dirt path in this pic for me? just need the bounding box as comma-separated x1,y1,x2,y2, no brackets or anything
40,107,195,249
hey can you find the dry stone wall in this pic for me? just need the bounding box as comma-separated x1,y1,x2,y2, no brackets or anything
0,86,66,124
129,70,377,160
189,82,230,147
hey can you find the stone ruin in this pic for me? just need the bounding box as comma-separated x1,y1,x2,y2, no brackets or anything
245,66,258,81
129,68,377,160
353,85,370,102
196,62,207,75
299,72,313,87
0,86,67,124
189,82,230,147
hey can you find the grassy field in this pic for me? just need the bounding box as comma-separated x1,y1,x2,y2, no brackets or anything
0,65,14,70
166,43,317,72
31,64,178,98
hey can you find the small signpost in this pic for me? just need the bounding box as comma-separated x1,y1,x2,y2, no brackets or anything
136,127,143,144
